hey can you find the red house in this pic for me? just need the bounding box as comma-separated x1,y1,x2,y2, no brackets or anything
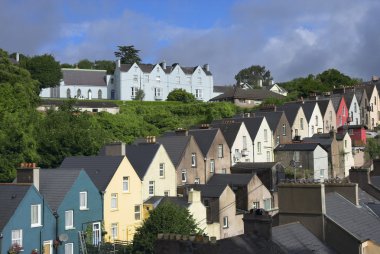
337,125,367,146
330,95,348,127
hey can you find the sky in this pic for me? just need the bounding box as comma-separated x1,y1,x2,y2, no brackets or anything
1,0,380,84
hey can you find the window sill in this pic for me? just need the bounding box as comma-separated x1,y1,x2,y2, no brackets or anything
223,226,229,229
80,208,89,211
65,227,75,230
110,208,118,212
31,224,42,228
122,191,131,194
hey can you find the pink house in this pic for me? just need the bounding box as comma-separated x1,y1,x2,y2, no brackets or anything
330,95,348,128
337,125,367,146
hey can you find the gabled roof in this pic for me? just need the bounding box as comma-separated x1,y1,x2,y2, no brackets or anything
366,203,380,217
210,122,243,148
277,103,302,126
236,117,265,142
285,101,318,122
187,184,228,198
60,156,125,191
329,94,344,112
371,176,380,189
254,111,285,132
39,168,82,211
125,143,161,180
325,192,380,243
274,143,323,152
272,222,336,254
266,83,288,93
188,129,219,157
316,99,331,116
213,85,231,93
120,63,212,76
155,136,192,168
62,68,107,87
343,92,356,108
0,184,31,231
210,87,285,101
354,87,367,104
207,173,253,187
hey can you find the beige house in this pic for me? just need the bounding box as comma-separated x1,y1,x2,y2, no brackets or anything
364,84,379,129
60,155,143,242
278,103,308,140
337,132,354,177
316,99,337,133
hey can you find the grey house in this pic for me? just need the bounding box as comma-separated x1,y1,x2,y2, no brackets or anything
254,111,292,146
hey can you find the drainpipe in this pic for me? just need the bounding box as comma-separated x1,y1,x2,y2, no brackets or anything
204,157,207,184
99,190,105,243
0,233,3,254
53,211,59,254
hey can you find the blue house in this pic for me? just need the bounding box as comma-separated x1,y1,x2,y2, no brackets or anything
0,183,55,254
38,168,103,254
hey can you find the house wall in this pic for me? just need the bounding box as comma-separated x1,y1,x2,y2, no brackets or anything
359,90,369,126
253,118,274,162
219,187,243,239
1,186,55,254
188,192,208,234
367,86,379,129
353,149,365,167
142,146,177,200
206,222,221,239
56,171,102,253
176,137,205,185
204,130,231,183
291,108,308,140
325,216,360,254
104,157,143,242
348,96,361,125
336,98,349,128
274,113,292,146
322,100,337,133
233,98,262,108
246,175,272,210
313,146,329,181
362,240,380,254
337,134,354,177
231,123,253,165
307,104,324,136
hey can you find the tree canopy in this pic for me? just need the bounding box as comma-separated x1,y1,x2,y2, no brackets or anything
235,65,272,88
167,89,196,103
26,54,62,90
132,201,200,253
114,45,141,65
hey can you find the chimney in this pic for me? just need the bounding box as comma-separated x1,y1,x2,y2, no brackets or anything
349,167,371,190
16,52,20,62
99,142,126,156
161,61,167,70
188,189,201,203
146,136,156,143
243,209,272,240
116,59,121,68
200,124,210,129
325,182,358,206
17,163,40,190
175,128,188,136
203,64,209,72
372,75,379,82
329,129,336,140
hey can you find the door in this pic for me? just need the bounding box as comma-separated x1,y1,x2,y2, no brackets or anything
43,240,52,254
93,222,101,245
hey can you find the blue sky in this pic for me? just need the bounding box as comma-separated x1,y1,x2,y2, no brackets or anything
2,0,380,84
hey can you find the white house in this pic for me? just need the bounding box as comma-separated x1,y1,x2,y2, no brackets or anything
266,83,288,96
299,101,324,137
344,92,361,125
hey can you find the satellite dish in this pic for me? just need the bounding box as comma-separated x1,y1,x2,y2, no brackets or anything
59,233,68,242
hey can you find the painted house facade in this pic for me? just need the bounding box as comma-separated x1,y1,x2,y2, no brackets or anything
298,101,324,137
331,95,348,128
254,111,292,146
278,103,308,140
344,92,361,125
315,99,337,133
0,184,55,254
337,125,367,146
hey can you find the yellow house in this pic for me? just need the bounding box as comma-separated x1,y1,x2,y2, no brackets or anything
125,140,177,201
60,155,143,242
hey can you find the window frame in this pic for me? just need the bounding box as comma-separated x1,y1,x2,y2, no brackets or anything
149,181,155,196
159,163,165,178
122,176,129,193
223,216,229,228
79,191,88,210
282,124,286,136
111,193,118,209
31,204,42,227
11,229,22,246
134,205,141,221
191,153,197,167
264,198,272,211
111,223,118,240
65,210,74,230
264,129,268,142
218,144,223,158
65,243,74,254
257,142,262,154
210,159,215,173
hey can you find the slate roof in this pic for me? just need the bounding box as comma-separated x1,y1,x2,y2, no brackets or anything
277,103,302,126
272,222,336,254
120,63,212,75
316,100,331,116
0,184,31,231
40,99,119,108
39,168,82,211
274,143,322,152
329,95,343,112
158,196,191,208
231,162,278,173
207,174,253,187
156,136,191,168
62,69,107,86
187,184,227,198
366,203,380,217
337,125,367,130
144,196,164,205
371,176,380,189
60,156,125,191
125,143,161,180
210,122,242,148
188,129,219,157
237,117,265,142
354,87,366,104
210,87,285,101
254,112,285,132
325,192,380,243
213,85,231,93
343,92,356,108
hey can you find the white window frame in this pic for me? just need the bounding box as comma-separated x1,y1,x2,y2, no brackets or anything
134,205,141,220
111,193,118,209
264,198,272,211
159,163,165,178
156,75,161,83
65,210,74,230
164,190,170,196
31,204,42,227
111,223,118,240
210,159,215,173
175,76,180,84
252,202,260,209
223,216,228,228
257,142,262,154
144,74,149,83
191,153,196,167
79,191,88,210
276,135,280,145
133,75,138,82
300,118,304,130
266,151,271,162
11,229,22,246
65,243,73,254
195,89,203,99
149,181,155,196
187,76,191,84
282,124,286,135
122,176,129,192
154,87,161,98
315,115,318,126
264,129,268,142
242,136,247,150
218,144,223,158
182,169,187,183
131,87,138,98
92,222,101,246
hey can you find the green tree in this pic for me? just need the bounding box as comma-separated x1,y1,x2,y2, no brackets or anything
114,45,142,64
366,138,380,160
134,89,145,101
167,89,196,103
77,59,94,69
316,69,359,90
26,54,62,90
133,201,200,254
61,63,75,68
94,60,115,74
235,65,272,88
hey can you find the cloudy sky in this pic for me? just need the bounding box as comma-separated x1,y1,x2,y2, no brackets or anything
1,0,380,84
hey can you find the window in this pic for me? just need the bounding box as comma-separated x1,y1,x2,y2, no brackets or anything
11,229,22,246
135,205,141,220
31,204,41,227
191,153,197,167
354,103,357,113
257,142,261,154
295,129,298,136
164,191,170,196
320,169,325,179
111,193,118,209
204,199,210,207
294,151,300,162
88,89,92,99
264,129,268,142
181,169,187,183
210,160,215,173
154,87,161,98
133,75,138,82
343,106,346,116
218,144,223,158
149,181,155,196
344,139,347,148
93,223,101,246
282,124,286,135
222,168,227,174
339,116,342,126
329,111,333,121
98,89,102,99
77,89,81,98
252,202,260,209
131,87,138,98
349,129,354,135
65,210,74,230
159,163,165,177
243,136,247,150
315,115,318,126
223,216,229,228
144,75,149,83
65,243,73,254
276,135,280,145
187,76,191,84
123,177,129,192
311,126,314,135
79,192,87,210
176,76,180,84
194,178,200,184
197,77,202,85
266,151,271,162
264,198,272,211
300,118,304,130
67,88,71,98
111,223,118,240
156,76,161,82
195,89,203,99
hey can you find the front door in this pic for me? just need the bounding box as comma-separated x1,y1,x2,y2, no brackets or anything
43,240,52,254
93,222,101,245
